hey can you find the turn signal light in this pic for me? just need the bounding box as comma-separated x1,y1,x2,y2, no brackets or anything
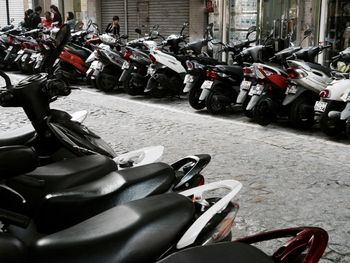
320,89,330,98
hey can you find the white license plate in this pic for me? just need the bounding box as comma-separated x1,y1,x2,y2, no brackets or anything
121,61,130,70
21,54,28,62
36,54,43,62
91,61,102,70
248,84,263,96
184,74,194,84
201,80,213,90
314,101,327,112
240,80,251,91
7,46,13,51
286,85,298,94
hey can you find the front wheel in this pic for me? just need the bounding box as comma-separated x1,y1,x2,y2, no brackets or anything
147,77,167,98
188,84,205,110
319,101,345,137
205,88,226,114
123,74,144,96
289,95,315,129
253,95,277,126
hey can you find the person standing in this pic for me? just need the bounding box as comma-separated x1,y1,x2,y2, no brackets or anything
23,9,33,29
50,5,62,26
66,12,75,30
29,6,42,29
105,16,120,36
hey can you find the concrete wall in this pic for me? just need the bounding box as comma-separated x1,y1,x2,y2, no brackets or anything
189,0,207,41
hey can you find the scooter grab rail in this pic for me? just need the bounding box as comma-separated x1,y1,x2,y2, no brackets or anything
177,180,242,249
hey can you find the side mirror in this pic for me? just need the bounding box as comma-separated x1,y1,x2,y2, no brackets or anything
135,28,142,35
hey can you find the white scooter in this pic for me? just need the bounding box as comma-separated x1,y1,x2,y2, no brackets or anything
314,47,350,136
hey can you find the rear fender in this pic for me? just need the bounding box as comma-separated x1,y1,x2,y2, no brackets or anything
282,86,307,106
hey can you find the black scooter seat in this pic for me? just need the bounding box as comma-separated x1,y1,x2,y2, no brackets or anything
305,62,332,77
0,124,36,147
35,162,176,233
31,194,195,263
215,65,243,77
158,241,274,263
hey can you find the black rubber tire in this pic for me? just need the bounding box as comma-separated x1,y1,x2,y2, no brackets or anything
96,66,117,92
123,74,143,96
289,95,315,129
319,101,345,137
148,77,167,98
188,84,205,110
253,95,277,126
205,88,226,114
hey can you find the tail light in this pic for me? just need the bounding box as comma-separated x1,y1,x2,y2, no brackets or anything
320,89,330,98
243,66,253,77
123,50,133,60
258,67,274,77
287,67,307,79
186,61,194,71
206,69,218,80
150,54,157,64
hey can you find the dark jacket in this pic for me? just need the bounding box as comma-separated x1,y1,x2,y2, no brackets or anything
105,23,120,36
53,13,63,26
29,12,41,29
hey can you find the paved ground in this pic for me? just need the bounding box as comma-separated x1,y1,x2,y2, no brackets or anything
1,73,350,262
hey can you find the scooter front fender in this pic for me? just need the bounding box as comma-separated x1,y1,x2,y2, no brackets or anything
282,86,307,106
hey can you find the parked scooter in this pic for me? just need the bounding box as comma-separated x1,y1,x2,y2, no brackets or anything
119,27,159,95
315,47,350,136
145,23,189,98
0,180,242,262
281,44,333,129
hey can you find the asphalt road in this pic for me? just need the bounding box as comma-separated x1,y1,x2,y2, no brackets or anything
1,72,349,262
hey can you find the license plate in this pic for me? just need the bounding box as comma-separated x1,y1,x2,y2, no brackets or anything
184,74,194,84
240,80,251,91
91,61,102,70
7,46,13,51
21,54,28,62
314,101,327,112
248,84,263,96
18,50,24,55
286,85,298,94
121,61,130,70
37,54,43,62
201,80,213,90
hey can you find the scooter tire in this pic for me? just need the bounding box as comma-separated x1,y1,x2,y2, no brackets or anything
96,67,117,92
123,74,143,96
319,101,345,137
148,78,167,98
188,84,205,110
205,88,226,114
289,96,315,129
253,95,277,126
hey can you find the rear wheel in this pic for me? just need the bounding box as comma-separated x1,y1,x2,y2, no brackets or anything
148,77,167,98
205,87,227,114
189,84,205,110
319,101,345,137
289,95,315,129
123,74,143,96
253,95,277,126
96,66,118,92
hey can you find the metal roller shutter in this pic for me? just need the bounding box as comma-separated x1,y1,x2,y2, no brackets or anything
149,0,189,38
0,2,7,28
101,0,125,34
0,0,24,28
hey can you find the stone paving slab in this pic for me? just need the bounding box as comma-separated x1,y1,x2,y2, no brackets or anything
0,73,349,262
